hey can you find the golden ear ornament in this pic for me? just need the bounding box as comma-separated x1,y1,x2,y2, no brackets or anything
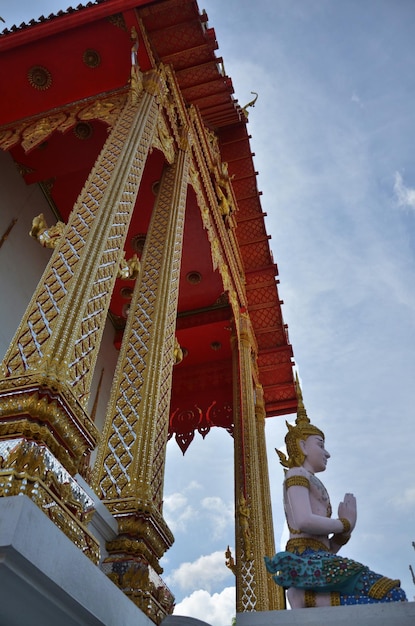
276,372,325,469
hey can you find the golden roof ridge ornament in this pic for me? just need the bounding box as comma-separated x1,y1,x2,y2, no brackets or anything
242,91,258,118
276,372,325,469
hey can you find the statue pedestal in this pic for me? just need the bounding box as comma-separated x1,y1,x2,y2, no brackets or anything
0,495,154,626
235,602,415,626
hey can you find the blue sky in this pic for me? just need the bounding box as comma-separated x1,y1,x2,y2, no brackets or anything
2,1,415,624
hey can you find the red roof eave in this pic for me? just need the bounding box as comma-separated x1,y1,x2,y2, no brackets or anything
0,0,151,51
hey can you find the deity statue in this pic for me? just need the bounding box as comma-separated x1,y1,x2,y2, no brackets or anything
238,494,252,559
117,252,141,280
215,180,234,228
264,377,407,608
225,545,236,575
30,213,65,248
173,336,184,365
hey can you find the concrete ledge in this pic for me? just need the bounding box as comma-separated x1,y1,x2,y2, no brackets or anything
76,473,118,562
236,602,415,626
0,495,154,626
162,617,212,625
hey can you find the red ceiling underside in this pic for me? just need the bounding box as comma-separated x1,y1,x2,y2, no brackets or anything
0,0,297,451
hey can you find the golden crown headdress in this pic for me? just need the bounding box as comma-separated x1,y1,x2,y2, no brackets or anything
276,373,324,469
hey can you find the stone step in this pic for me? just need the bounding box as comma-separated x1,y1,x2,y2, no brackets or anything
164,602,415,626
235,602,415,626
162,618,212,626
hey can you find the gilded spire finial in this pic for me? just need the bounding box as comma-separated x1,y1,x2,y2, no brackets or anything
276,371,325,469
295,371,309,425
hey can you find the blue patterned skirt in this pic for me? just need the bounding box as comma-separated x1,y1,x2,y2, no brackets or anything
264,545,407,605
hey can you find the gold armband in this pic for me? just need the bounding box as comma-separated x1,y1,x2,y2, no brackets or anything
339,517,351,535
285,475,310,490
332,533,350,546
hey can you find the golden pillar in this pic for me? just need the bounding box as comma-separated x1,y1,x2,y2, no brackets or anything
254,383,286,609
92,135,190,623
232,313,285,612
0,70,163,561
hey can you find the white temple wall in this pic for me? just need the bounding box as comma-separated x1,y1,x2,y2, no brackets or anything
0,150,54,358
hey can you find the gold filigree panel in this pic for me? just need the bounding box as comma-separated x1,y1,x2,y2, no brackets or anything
0,93,128,153
95,147,189,508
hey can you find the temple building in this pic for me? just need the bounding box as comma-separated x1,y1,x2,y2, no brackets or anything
0,1,298,623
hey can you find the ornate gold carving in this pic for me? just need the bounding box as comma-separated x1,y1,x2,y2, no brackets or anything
187,106,245,316
0,379,99,473
0,92,128,153
216,180,233,224
238,494,252,560
152,112,175,164
232,314,283,611
73,121,93,140
107,13,127,30
225,545,236,575
27,65,52,90
117,252,141,280
143,68,168,103
304,590,316,608
277,374,325,469
101,556,174,624
0,128,22,151
106,506,174,569
130,27,143,104
339,517,351,535
286,537,330,554
83,49,101,68
2,79,159,415
285,475,310,490
369,577,401,600
174,337,183,364
161,65,187,148
0,438,99,563
178,124,190,152
131,233,146,255
93,148,189,610
22,112,66,152
186,271,201,285
331,592,341,606
94,148,189,516
29,213,65,248
77,96,125,127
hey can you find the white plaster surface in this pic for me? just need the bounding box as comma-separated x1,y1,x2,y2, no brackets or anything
0,150,55,359
162,618,213,626
76,473,118,563
235,601,415,626
0,495,155,626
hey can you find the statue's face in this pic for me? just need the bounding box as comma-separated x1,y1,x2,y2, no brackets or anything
301,435,330,473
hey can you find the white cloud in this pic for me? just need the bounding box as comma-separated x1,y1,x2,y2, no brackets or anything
162,489,233,538
166,550,233,593
184,480,203,493
394,171,415,210
173,587,235,626
201,496,234,539
391,487,415,509
351,92,363,107
163,492,198,533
